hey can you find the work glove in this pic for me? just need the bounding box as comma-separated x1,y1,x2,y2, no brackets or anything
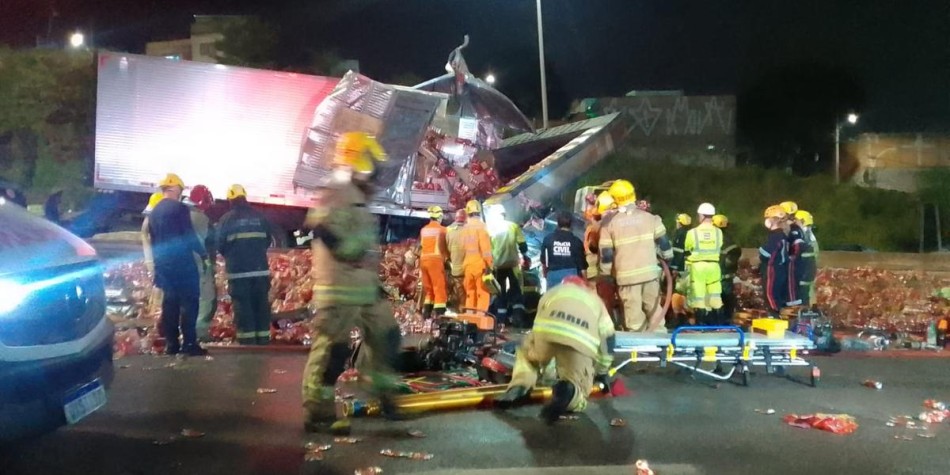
594,373,613,395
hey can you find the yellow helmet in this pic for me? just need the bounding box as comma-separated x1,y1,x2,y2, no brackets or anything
227,184,247,200
676,213,692,226
334,132,388,179
779,201,799,215
607,179,636,207
159,173,185,189
143,192,165,214
465,200,482,215
764,205,787,219
712,214,729,228
795,210,814,226
596,191,615,215
428,205,444,220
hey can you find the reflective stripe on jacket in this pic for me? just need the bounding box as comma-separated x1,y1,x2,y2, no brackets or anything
685,222,723,263
217,201,271,280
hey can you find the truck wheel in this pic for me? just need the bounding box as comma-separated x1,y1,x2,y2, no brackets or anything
269,222,290,248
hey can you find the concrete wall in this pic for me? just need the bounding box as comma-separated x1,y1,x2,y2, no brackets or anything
844,133,950,192
592,95,736,168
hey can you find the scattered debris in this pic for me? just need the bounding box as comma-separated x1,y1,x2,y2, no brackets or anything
354,467,383,475
380,449,433,461
180,429,205,438
862,380,883,390
558,414,580,421
610,418,627,427
118,364,131,369
152,437,176,446
755,409,776,415
924,399,947,411
304,443,332,462
333,437,362,444
407,429,426,438
783,414,858,435
204,356,214,361
256,388,278,394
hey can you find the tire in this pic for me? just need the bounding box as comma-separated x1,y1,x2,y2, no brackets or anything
741,365,750,387
268,221,290,248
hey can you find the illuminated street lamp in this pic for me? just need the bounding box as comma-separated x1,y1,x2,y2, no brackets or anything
485,73,496,85
69,31,85,49
835,112,859,184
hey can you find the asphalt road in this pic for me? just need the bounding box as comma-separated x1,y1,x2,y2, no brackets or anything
3,351,949,475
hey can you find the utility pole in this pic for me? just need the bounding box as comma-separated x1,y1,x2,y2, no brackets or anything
536,0,548,130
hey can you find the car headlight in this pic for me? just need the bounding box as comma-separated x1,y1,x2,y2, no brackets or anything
0,279,30,314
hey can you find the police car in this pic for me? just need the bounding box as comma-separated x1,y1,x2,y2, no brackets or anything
0,198,114,442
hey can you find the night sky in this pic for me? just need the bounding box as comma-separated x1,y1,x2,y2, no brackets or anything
2,0,948,132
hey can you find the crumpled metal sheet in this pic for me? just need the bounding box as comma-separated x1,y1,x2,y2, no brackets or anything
293,71,445,208
414,36,534,148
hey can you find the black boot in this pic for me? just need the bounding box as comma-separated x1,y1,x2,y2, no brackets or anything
434,306,446,318
694,310,708,326
422,304,434,320
494,386,531,409
540,381,575,424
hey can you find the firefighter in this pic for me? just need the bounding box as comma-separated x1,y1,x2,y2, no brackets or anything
301,131,401,435
670,213,692,275
217,184,272,346
147,173,209,356
585,192,621,328
186,185,218,342
780,201,804,306
487,205,530,327
713,214,741,324
684,203,724,325
760,205,790,314
460,200,493,312
419,205,449,319
794,210,818,307
599,180,674,332
446,209,468,310
494,275,616,423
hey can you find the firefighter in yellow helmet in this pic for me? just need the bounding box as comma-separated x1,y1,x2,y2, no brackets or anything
760,205,790,314
781,201,805,307
301,132,401,435
494,275,616,423
670,213,692,275
459,200,494,312
793,210,819,306
146,173,209,356
217,184,273,345
684,203,723,325
584,191,620,327
713,214,741,324
598,180,674,331
419,205,449,319
445,209,469,310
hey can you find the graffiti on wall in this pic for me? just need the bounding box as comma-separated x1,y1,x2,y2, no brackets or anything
599,96,736,138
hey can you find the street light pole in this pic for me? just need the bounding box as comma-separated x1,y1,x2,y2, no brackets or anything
536,0,549,130
834,122,841,185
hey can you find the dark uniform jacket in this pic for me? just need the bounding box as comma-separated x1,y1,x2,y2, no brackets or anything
217,199,271,280
148,199,207,292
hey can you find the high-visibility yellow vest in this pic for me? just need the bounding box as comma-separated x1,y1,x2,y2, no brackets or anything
685,222,722,263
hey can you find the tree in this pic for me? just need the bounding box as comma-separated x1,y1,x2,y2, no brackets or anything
214,17,280,69
0,47,95,206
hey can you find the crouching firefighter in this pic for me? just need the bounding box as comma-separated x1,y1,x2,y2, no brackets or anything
495,275,616,423
301,132,402,435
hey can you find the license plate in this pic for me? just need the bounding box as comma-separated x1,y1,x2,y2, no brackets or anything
63,379,107,424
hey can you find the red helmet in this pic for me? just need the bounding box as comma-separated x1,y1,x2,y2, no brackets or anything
562,275,587,287
189,185,214,212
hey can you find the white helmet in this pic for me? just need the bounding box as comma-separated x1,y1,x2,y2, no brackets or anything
697,202,716,216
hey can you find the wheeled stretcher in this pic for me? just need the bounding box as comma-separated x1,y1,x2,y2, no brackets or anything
609,325,819,387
